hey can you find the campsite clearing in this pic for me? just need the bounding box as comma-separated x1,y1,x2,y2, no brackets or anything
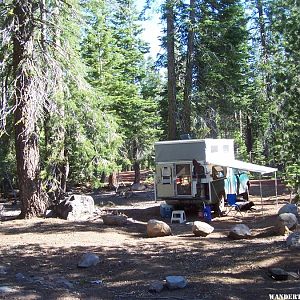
0,181,299,300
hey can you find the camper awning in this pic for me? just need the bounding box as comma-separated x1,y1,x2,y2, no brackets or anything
207,159,277,174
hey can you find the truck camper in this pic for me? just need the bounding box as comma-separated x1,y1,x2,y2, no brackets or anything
154,139,249,213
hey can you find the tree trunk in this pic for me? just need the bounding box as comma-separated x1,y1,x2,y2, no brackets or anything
256,0,271,99
246,115,253,160
108,172,117,190
132,139,140,184
133,161,141,184
166,0,177,140
13,1,46,218
182,0,195,135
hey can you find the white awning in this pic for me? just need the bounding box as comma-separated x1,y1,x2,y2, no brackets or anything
207,158,277,174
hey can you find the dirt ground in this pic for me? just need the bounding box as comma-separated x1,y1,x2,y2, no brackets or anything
0,180,299,300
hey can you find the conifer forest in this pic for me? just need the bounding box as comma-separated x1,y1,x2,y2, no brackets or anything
0,0,299,218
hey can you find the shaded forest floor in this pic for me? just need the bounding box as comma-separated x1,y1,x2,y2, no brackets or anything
0,180,299,299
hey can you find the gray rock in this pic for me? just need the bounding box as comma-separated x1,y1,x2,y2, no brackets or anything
102,214,128,226
147,219,172,238
228,224,251,240
15,272,30,282
0,266,8,275
166,276,187,290
78,253,101,268
148,280,164,293
131,183,146,191
268,268,289,281
54,194,94,221
275,213,298,235
192,221,214,237
0,286,17,294
278,204,299,218
286,232,300,249
44,209,54,218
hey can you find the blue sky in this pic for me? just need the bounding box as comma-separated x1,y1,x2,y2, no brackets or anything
136,0,164,58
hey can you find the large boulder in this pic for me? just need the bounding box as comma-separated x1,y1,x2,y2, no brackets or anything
192,221,214,237
228,224,251,240
286,232,300,249
54,194,94,221
275,213,298,235
147,219,172,238
102,214,128,226
278,204,299,218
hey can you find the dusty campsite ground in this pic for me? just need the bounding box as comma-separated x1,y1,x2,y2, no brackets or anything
0,180,299,300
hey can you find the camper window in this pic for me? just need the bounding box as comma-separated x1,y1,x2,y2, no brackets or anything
223,145,229,152
211,145,218,153
162,166,172,184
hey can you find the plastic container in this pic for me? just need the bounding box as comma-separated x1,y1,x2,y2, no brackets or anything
160,203,173,218
203,205,212,223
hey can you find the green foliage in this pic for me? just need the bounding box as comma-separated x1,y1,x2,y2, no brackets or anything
81,0,162,174
268,0,300,193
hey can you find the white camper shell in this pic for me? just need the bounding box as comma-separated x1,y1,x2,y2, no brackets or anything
155,139,248,211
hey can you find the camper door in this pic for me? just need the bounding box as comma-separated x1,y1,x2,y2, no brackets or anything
156,164,175,198
175,163,192,196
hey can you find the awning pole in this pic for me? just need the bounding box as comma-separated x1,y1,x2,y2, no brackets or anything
275,171,278,207
154,174,157,202
260,174,263,215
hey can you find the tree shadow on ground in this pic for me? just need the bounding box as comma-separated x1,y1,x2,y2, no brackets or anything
0,233,299,300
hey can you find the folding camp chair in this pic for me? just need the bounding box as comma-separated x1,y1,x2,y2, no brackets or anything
226,194,243,216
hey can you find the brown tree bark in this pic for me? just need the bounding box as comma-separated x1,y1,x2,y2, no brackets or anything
166,0,177,140
132,139,140,184
182,0,195,135
133,161,141,184
13,1,46,218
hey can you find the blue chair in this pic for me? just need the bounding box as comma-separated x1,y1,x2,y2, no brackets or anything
226,194,243,216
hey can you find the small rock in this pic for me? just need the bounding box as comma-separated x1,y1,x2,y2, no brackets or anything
44,209,55,218
275,213,298,235
148,280,164,293
192,221,214,237
166,276,187,290
90,280,103,285
268,268,289,281
286,232,300,249
0,266,8,275
102,214,128,226
147,219,172,238
0,286,17,294
131,183,146,191
278,204,299,218
78,253,101,268
15,272,30,282
228,224,251,240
